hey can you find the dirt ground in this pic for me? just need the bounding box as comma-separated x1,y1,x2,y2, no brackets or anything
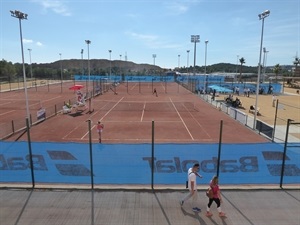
215,86,300,126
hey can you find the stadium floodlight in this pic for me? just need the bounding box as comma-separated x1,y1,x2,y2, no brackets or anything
59,53,63,93
85,40,92,113
109,50,112,81
152,54,156,65
178,54,180,68
253,10,270,129
10,10,31,126
205,40,209,92
28,48,33,78
186,50,190,74
81,49,84,75
191,35,200,75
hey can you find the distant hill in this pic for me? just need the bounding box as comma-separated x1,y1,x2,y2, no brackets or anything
36,59,166,74
0,58,294,81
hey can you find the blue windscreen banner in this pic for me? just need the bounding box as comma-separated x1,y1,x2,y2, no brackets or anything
0,142,299,185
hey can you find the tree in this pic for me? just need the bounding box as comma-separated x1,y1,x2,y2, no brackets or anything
273,64,281,83
239,57,245,82
0,60,16,82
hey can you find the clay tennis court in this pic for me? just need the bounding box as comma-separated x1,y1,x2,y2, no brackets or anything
1,81,270,143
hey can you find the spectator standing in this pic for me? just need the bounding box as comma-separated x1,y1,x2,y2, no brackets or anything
206,175,226,217
180,163,203,212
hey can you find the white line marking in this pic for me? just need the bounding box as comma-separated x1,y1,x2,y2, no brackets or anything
169,97,194,140
140,102,145,122
0,110,16,116
182,102,211,138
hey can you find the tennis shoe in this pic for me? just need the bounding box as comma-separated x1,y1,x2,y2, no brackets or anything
192,207,201,212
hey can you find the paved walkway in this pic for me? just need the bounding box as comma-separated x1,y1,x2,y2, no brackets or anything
1,188,299,225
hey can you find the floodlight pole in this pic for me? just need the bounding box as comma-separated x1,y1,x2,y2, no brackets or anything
85,40,92,113
153,54,156,66
10,10,31,126
28,48,33,79
262,47,269,83
235,55,239,82
205,40,209,92
253,10,270,129
109,50,112,82
186,50,190,75
59,53,63,93
191,35,200,76
178,54,180,68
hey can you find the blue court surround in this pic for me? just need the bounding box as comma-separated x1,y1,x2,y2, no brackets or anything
0,142,299,185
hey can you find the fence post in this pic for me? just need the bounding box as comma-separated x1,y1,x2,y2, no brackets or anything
280,119,292,188
151,120,155,190
216,120,223,177
87,119,94,225
272,99,279,142
87,119,94,189
26,118,35,188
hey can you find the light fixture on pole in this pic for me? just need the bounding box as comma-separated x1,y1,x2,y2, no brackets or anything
152,54,156,65
191,35,200,76
10,10,31,125
253,10,270,129
59,53,63,93
186,50,190,74
28,48,33,79
108,50,112,81
81,49,84,75
85,40,92,113
178,54,180,68
262,47,269,83
204,40,209,91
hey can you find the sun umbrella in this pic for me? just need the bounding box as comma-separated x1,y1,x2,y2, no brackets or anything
69,84,84,90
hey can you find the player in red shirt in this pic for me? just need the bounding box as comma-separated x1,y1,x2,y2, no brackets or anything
97,121,104,143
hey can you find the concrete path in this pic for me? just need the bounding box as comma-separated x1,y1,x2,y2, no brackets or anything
1,188,299,225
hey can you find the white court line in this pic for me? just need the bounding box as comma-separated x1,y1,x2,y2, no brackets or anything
169,97,194,140
140,102,146,121
30,96,61,107
0,102,12,106
130,83,138,91
160,82,166,91
81,97,125,139
182,102,211,138
0,110,16,116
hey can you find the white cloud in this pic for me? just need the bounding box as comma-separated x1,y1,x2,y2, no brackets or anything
165,2,189,15
127,32,158,43
31,0,71,16
36,42,43,46
126,31,181,49
164,0,201,15
23,39,33,44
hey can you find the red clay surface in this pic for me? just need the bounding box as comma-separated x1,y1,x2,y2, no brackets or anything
2,82,268,144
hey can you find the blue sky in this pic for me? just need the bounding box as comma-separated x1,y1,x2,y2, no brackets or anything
1,0,299,69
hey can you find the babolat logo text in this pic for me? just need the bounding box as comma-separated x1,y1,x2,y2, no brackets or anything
47,150,91,176
0,151,90,176
143,156,258,173
0,154,47,170
262,151,300,176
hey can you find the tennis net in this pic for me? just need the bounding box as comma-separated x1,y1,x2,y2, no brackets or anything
98,100,197,112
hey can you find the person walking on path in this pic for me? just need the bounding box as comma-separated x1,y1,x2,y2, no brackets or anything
96,121,104,143
180,163,203,212
206,175,226,217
